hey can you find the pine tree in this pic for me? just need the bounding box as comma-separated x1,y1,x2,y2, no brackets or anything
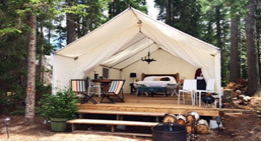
245,0,260,96
229,0,240,82
154,0,203,38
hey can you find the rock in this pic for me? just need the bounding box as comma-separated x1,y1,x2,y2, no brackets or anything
234,136,245,140
233,90,241,98
248,131,254,134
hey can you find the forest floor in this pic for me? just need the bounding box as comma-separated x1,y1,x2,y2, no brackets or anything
0,97,261,141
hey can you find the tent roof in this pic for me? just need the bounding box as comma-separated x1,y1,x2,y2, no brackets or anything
56,7,219,70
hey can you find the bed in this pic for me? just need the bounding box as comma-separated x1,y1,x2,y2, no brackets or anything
135,73,180,96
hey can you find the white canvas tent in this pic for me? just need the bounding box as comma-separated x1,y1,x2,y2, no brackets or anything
53,7,222,106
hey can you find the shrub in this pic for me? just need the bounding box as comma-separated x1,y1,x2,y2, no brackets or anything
37,89,78,120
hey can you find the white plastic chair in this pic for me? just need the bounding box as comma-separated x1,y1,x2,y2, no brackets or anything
178,79,197,105
195,79,215,107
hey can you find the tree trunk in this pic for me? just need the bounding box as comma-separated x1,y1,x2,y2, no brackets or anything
215,6,224,84
256,0,261,83
216,6,222,48
24,13,37,125
245,0,260,96
66,13,76,44
166,0,173,25
230,15,240,82
37,19,44,82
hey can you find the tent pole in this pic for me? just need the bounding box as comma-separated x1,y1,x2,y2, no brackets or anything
218,49,222,109
55,53,75,59
120,69,123,79
109,42,155,68
99,65,120,70
112,35,147,56
52,54,56,95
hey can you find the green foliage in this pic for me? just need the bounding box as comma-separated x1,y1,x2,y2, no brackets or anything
75,0,108,38
37,89,78,120
10,106,26,115
63,4,89,17
36,81,52,105
155,0,204,39
108,0,147,19
0,85,26,115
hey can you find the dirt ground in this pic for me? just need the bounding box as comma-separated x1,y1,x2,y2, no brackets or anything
0,97,261,141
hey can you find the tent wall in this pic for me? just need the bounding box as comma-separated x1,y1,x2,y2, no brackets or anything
53,55,76,93
122,49,197,93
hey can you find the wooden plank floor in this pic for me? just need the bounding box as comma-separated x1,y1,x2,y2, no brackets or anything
78,93,219,117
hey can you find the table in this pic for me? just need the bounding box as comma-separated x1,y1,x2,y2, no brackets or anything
129,83,136,94
92,79,111,91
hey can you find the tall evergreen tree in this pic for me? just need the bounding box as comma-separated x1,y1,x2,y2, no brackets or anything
25,12,37,125
154,0,203,38
245,0,260,96
66,1,77,44
76,0,108,38
229,1,240,82
0,0,29,115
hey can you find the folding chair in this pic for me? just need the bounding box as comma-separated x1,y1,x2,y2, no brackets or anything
71,79,97,104
100,80,125,103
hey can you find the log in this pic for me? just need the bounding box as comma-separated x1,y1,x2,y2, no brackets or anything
196,119,209,134
176,119,186,126
186,112,199,123
227,82,236,89
186,123,195,134
163,114,177,123
176,114,186,126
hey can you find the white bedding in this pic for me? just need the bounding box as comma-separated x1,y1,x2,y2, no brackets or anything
135,76,177,87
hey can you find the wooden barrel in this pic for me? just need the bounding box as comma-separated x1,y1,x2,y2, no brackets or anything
186,112,199,123
163,114,177,123
176,114,186,126
196,119,209,134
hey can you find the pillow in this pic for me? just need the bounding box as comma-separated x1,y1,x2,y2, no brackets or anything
153,78,160,81
160,77,170,81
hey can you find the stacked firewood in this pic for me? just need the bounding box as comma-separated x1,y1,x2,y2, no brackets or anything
223,79,251,105
163,112,210,135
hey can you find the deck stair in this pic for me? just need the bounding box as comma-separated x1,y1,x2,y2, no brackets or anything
67,109,165,136
67,119,158,132
78,109,165,119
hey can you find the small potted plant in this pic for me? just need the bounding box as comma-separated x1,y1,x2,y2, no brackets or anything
38,89,78,132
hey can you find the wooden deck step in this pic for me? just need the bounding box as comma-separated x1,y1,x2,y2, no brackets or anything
78,103,220,117
73,130,153,137
78,109,165,117
67,119,159,132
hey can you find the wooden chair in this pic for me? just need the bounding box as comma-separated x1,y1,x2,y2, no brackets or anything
100,80,125,103
71,79,97,104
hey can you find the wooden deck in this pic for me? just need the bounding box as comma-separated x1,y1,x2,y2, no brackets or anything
78,93,219,117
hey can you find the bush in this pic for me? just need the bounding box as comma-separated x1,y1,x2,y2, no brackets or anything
0,85,26,115
37,89,78,120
